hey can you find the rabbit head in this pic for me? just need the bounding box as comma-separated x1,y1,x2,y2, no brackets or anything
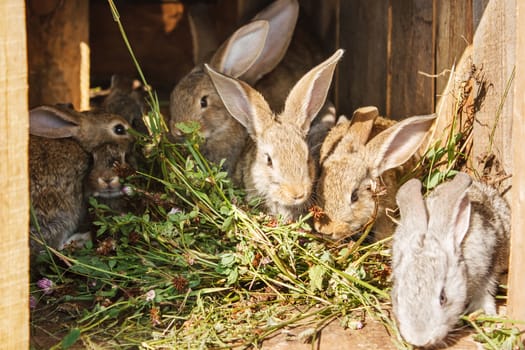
30,105,133,152
391,175,471,347
391,173,510,347
84,142,131,199
314,111,435,240
169,0,299,174
206,49,344,220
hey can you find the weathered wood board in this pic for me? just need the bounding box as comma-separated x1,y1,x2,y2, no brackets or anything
0,1,29,348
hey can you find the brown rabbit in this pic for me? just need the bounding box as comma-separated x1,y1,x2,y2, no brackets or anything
314,107,435,241
206,49,344,220
169,0,332,176
29,105,134,256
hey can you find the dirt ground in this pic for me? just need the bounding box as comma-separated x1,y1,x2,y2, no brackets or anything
260,317,483,350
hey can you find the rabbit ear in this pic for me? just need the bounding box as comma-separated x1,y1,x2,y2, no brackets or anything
366,114,436,177
396,178,428,245
209,20,269,79
187,2,222,65
29,105,82,139
349,106,379,145
240,0,299,84
427,173,472,249
205,64,273,137
282,49,344,135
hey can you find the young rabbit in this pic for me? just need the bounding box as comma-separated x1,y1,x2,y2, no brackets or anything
29,105,134,256
205,49,344,220
314,108,436,241
169,0,332,176
391,173,510,348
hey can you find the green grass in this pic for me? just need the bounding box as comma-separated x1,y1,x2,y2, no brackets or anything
29,2,523,349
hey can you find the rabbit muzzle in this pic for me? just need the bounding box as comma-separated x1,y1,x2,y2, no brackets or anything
92,175,123,199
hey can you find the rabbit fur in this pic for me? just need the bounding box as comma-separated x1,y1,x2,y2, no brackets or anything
169,0,333,176
391,173,510,348
206,49,344,221
102,74,148,134
314,107,435,241
29,105,134,256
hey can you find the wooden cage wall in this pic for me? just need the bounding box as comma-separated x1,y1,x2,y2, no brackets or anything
2,0,524,347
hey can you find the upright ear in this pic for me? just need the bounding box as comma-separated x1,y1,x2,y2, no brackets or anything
283,49,344,135
205,64,273,137
29,105,82,139
426,172,472,249
209,20,269,79
187,2,222,65
349,106,379,146
240,0,299,84
396,178,428,245
366,114,436,177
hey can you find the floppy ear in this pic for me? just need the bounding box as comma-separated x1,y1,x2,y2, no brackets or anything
29,105,82,139
366,114,436,177
187,2,222,65
205,64,273,137
240,0,299,84
396,178,428,246
209,20,269,79
426,172,472,249
282,49,344,135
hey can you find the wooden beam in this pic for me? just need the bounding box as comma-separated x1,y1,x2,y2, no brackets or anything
508,0,524,322
387,0,434,120
470,0,514,188
339,0,388,117
27,0,89,110
0,1,29,348
435,1,473,97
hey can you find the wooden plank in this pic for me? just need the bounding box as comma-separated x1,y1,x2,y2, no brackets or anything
27,0,89,110
387,0,434,120
508,0,525,322
470,0,515,191
338,0,388,117
435,1,473,97
0,1,29,348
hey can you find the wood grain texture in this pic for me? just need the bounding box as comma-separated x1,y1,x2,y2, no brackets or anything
508,0,524,322
435,1,473,97
0,1,29,348
338,0,388,117
470,0,514,190
27,0,89,110
387,0,434,120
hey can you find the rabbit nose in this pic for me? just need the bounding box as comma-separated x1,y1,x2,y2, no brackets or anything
98,176,121,189
292,192,306,201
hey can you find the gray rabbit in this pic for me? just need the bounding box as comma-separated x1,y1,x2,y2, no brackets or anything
391,173,510,347
29,105,134,256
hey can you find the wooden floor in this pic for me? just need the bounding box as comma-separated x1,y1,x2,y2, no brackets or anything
260,318,483,350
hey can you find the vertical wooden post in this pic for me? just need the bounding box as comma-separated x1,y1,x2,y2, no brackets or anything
435,1,473,96
508,0,524,322
387,0,434,120
0,1,29,348
470,0,515,189
26,0,89,110
338,0,388,117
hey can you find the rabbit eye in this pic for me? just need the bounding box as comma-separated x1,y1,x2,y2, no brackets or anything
200,95,208,108
114,124,127,135
350,189,359,203
439,288,447,306
266,153,273,168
